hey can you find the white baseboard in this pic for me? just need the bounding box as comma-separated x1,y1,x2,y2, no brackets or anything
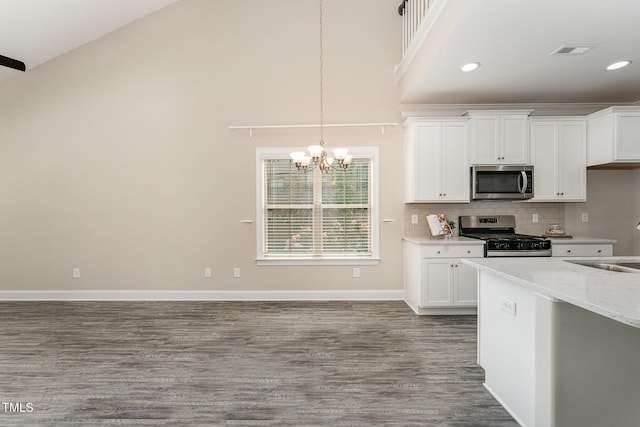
0,289,404,301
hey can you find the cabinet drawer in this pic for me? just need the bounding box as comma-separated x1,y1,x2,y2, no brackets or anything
421,245,484,258
551,244,613,257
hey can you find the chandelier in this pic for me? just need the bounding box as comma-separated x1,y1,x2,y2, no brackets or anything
290,0,351,173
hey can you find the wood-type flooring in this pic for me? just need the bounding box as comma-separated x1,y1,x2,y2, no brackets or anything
0,300,517,426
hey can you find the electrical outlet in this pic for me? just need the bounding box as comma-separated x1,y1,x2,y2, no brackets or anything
353,267,360,278
411,214,418,224
499,297,516,316
204,268,212,278
582,212,589,222
233,267,240,278
73,268,81,279
532,213,538,223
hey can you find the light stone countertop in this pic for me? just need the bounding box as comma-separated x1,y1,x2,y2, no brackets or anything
546,236,617,245
404,235,616,245
461,256,640,328
402,235,486,245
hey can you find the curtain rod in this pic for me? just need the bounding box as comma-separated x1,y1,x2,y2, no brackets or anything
228,122,398,137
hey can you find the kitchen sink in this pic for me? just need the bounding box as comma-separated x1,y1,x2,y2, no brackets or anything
613,262,640,270
566,260,640,273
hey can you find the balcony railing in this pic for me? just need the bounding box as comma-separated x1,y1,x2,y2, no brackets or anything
398,0,438,56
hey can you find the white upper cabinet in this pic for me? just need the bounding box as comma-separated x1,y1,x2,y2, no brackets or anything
466,110,533,165
404,118,469,203
530,118,586,201
587,106,640,166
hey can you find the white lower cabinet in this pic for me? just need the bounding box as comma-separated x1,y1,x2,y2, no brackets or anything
551,243,613,257
404,240,484,315
422,259,478,307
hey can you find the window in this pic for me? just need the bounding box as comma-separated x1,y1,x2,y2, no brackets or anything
256,147,379,265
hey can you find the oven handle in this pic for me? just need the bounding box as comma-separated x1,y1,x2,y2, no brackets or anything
487,249,552,257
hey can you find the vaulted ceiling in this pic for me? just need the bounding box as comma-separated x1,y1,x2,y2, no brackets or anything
0,0,179,82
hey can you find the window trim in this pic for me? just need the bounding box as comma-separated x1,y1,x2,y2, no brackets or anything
256,147,380,266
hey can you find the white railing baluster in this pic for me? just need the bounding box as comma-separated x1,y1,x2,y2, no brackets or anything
400,0,437,56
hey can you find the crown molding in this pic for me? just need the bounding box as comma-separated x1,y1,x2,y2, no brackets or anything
399,102,638,118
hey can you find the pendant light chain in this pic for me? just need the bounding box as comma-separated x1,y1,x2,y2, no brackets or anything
319,0,324,144
289,0,352,172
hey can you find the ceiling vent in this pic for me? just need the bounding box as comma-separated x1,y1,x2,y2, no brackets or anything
550,45,597,56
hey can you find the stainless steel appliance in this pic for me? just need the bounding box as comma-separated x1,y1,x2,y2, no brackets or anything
459,215,551,257
471,165,533,200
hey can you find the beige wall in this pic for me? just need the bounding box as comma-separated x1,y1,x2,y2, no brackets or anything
0,0,404,292
565,170,639,255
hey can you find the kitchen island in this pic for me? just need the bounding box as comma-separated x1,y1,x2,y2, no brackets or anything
462,256,640,427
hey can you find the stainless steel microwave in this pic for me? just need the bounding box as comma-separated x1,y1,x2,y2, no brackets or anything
471,165,533,200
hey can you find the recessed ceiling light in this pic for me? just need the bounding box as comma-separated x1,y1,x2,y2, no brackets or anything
461,62,480,72
606,60,631,71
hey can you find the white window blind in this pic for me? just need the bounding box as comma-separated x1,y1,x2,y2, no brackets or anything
256,148,379,265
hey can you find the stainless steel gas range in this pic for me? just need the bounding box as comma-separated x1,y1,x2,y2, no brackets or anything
459,215,551,257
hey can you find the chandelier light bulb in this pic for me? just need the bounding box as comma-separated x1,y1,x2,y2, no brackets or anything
307,144,324,158
333,148,348,159
290,152,306,162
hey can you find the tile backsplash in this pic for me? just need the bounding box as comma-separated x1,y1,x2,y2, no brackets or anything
405,201,565,237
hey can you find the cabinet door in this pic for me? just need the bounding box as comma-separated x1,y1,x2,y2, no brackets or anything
411,123,442,201
530,121,558,200
420,259,453,307
454,261,478,306
615,111,640,160
441,121,470,201
558,121,586,200
501,116,530,164
470,116,500,164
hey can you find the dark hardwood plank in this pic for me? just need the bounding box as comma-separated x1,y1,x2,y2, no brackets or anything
0,301,516,426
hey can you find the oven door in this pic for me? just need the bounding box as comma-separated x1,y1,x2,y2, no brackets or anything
472,165,533,200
